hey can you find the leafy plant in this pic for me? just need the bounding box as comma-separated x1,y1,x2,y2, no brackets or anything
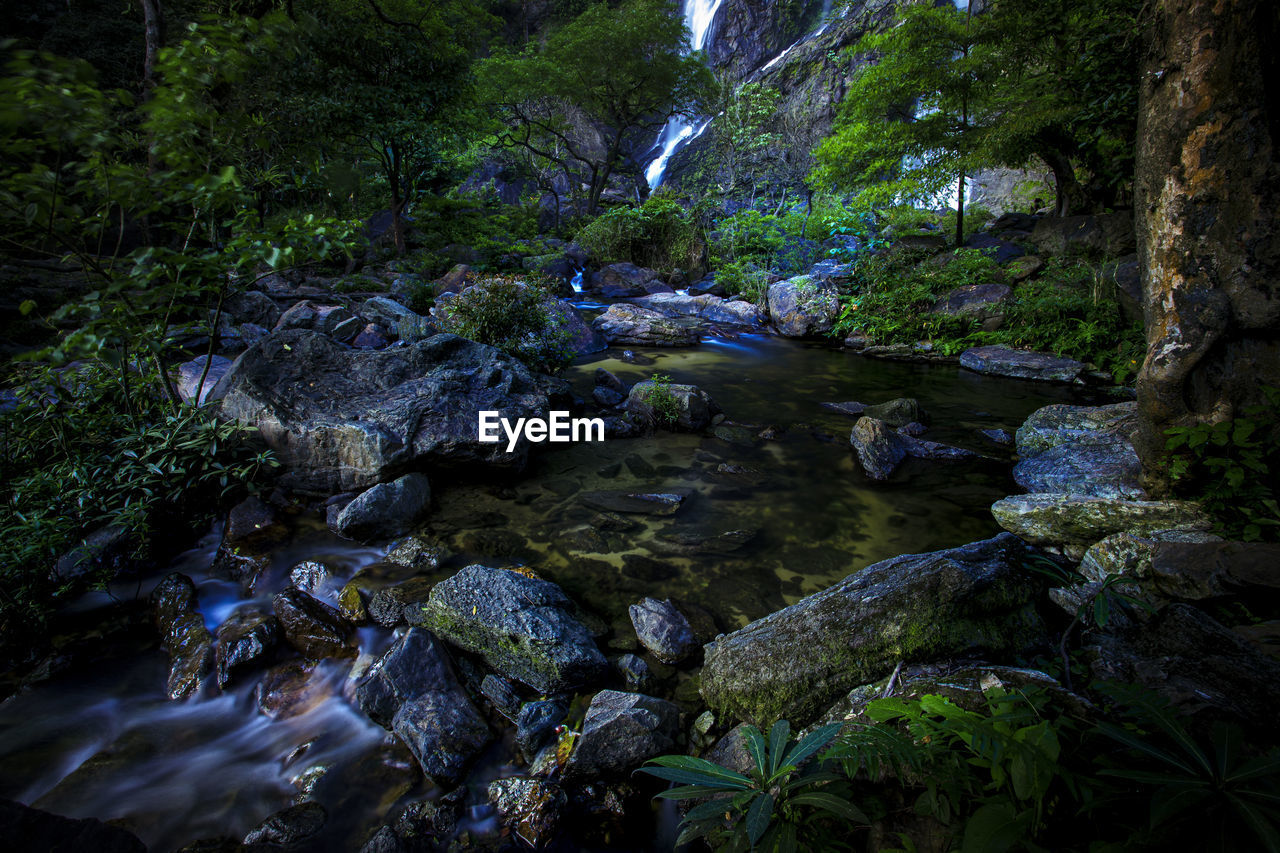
640,720,864,851
640,373,682,429
715,259,770,304
575,195,704,274
434,275,576,374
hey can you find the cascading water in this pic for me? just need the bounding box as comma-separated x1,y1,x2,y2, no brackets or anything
644,0,725,189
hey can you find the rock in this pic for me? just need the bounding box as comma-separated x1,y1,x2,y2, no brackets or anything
355,628,448,726
209,542,269,591
615,653,652,691
990,494,1212,559
151,573,213,699
0,798,145,853
431,264,471,295
1006,255,1044,281
361,295,419,329
256,661,323,720
704,725,755,777
243,802,326,846
1030,213,1135,257
981,428,1014,445
849,417,908,481
331,473,432,542
1102,256,1142,324
959,345,1085,383
888,234,947,254
352,323,392,350
900,434,980,461
338,582,367,624
991,212,1038,232
594,262,664,297
405,565,607,693
932,283,1012,320
580,489,691,516
274,301,355,337
767,275,841,337
393,692,491,788
545,300,608,355
629,598,697,664
272,586,353,659
226,289,282,328
592,386,625,407
175,355,234,405
864,397,926,428
214,330,550,492
488,777,567,848
367,578,434,629
480,673,523,720
224,496,284,550
516,699,568,760
700,534,1044,727
624,381,721,431
1079,535,1277,606
563,690,680,780
1014,444,1145,500
288,561,330,593
631,293,765,328
393,796,461,845
591,304,701,346
385,535,449,572
215,605,280,687
963,233,1026,263
1016,402,1139,455
594,368,625,392
52,524,140,585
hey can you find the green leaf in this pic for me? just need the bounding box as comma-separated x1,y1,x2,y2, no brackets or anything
744,792,774,845
960,801,1029,853
742,724,768,777
779,723,842,773
639,756,752,789
788,791,868,823
767,720,790,777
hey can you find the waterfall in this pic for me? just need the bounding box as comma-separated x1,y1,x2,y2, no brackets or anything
644,0,725,189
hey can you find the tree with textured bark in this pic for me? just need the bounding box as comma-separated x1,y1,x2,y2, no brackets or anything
1132,0,1280,495
478,0,714,216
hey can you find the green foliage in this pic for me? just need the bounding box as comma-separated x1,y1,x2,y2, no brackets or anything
1165,388,1280,542
709,208,815,274
575,196,703,274
714,259,770,305
434,275,575,374
640,720,862,851
639,373,682,429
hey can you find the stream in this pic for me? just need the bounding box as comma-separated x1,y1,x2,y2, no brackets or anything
0,330,1098,850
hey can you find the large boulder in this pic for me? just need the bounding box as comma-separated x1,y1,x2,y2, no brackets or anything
274,300,357,339
591,304,701,346
849,417,908,481
959,345,1085,383
931,283,1012,321
545,300,608,355
631,293,765,328
767,275,840,338
562,690,680,781
225,289,282,328
1030,213,1135,257
991,494,1212,559
624,381,721,431
593,263,666,297
174,355,234,405
331,473,432,542
406,565,607,693
700,534,1043,727
1012,402,1145,500
213,330,550,492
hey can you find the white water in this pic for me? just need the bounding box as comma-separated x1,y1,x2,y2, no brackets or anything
757,0,837,76
570,268,585,293
644,0,725,189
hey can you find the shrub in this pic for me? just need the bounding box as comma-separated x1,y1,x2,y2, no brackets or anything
434,275,576,374
639,373,682,428
575,196,703,273
714,259,770,304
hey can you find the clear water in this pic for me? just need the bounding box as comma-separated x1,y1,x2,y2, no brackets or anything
0,333,1093,850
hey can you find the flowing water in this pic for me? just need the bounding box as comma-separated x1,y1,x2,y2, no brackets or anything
0,330,1097,850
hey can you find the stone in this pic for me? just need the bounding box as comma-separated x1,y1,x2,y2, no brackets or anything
431,263,471,295
243,802,326,846
338,582,367,624
406,565,607,693
215,605,280,687
393,692,491,788
516,699,568,760
488,777,567,848
629,598,698,664
615,653,652,691
1006,255,1044,281
151,573,213,699
594,368,625,393
700,534,1044,727
767,275,841,337
480,674,523,720
175,355,234,405
256,661,323,720
981,428,1014,445
1030,212,1135,257
272,586,353,659
274,300,355,337
361,295,419,329
331,473,432,542
864,397,926,428
545,300,608,355
288,561,330,593
963,233,1026,263
226,289,282,328
580,489,691,516
1101,256,1142,325
960,345,1085,383
1080,536,1278,607
624,381,722,431
850,417,908,481
591,304,701,346
562,690,680,781
932,283,1012,320
209,543,269,592
631,293,765,328
355,628,451,727
224,496,283,550
593,262,664,297
214,330,550,492
991,494,1212,559
385,535,449,572
368,578,434,629
888,234,947,254
351,323,392,350
1013,444,1145,500
0,799,145,853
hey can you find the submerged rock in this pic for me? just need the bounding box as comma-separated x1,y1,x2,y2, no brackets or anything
331,473,432,542
406,565,607,693
629,598,698,664
959,345,1085,383
563,690,680,781
991,494,1212,559
255,661,323,720
488,777,567,848
215,605,280,687
700,534,1043,727
272,587,353,659
580,489,692,516
213,330,550,492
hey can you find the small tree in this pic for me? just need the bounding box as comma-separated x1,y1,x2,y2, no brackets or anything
479,0,714,215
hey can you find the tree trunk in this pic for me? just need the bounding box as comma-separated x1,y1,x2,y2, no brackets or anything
1133,0,1280,495
141,0,164,90
388,140,406,255
1037,144,1089,217
954,172,965,247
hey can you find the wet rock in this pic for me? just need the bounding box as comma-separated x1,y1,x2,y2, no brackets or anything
631,293,765,328
359,825,404,853
273,587,353,659
385,535,449,572
209,543,270,592
368,578,435,629
594,262,664,297
405,565,607,693
931,283,1012,320
624,380,721,431
355,628,447,727
591,304,701,346
865,397,925,428
214,330,550,492
226,289,282,328
481,674,523,720
580,488,691,516
629,598,697,664
850,417,908,481
256,661,323,720
243,802,327,846
224,496,285,551
616,653,652,691
594,368,625,393
959,345,1085,383
215,605,280,687
393,796,461,846
393,693,491,787
331,473,432,542
592,386,625,407
488,777,567,848
274,300,355,337
546,300,609,356
991,494,1212,559
563,690,680,781
0,798,145,853
175,355,234,405
289,561,330,593
338,582,367,624
700,533,1044,727
151,573,214,699
517,699,568,760
767,275,840,337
